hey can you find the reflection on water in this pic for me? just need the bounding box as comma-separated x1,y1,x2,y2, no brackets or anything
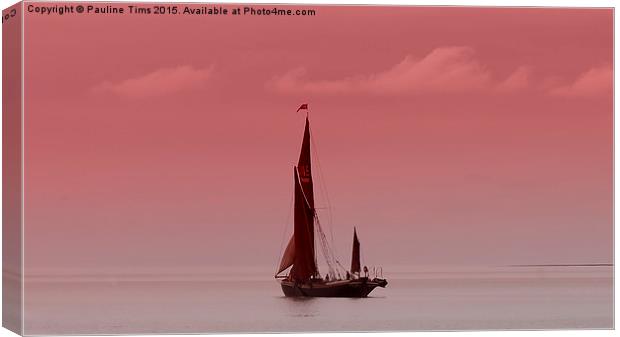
23,266,613,334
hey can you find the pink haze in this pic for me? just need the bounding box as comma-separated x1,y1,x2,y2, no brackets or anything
21,5,612,277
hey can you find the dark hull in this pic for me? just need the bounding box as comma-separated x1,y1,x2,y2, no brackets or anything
280,278,387,298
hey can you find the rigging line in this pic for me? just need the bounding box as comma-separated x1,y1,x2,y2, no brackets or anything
315,220,338,277
322,229,348,272
309,126,334,229
275,169,295,275
309,126,340,259
315,216,345,275
315,218,335,276
316,220,335,265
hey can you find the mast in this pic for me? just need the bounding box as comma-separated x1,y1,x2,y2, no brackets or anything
351,227,361,275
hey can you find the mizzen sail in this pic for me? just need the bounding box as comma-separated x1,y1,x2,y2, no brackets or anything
351,227,361,274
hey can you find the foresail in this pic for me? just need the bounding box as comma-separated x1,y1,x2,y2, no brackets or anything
277,236,295,275
351,228,361,274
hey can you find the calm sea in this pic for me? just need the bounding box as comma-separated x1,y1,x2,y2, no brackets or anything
23,265,612,334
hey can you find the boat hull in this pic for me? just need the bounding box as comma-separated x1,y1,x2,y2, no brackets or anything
280,278,387,298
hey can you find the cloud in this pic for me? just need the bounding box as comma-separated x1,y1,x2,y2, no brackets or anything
496,66,532,93
268,47,531,96
547,66,613,98
93,65,214,98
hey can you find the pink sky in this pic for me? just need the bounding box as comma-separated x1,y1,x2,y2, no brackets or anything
22,5,612,274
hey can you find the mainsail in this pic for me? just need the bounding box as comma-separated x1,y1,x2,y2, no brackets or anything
351,227,361,275
277,118,318,281
290,167,317,281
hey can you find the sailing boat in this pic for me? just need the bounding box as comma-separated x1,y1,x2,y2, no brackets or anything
275,112,388,297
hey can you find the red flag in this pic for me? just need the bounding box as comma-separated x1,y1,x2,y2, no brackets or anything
296,104,308,112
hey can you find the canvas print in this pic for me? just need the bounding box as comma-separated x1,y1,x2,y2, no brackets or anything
2,2,613,335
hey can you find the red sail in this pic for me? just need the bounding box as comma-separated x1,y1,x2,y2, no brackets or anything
297,117,315,209
289,167,317,282
351,227,361,274
277,236,295,275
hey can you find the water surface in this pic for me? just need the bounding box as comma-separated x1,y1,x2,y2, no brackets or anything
24,266,613,334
